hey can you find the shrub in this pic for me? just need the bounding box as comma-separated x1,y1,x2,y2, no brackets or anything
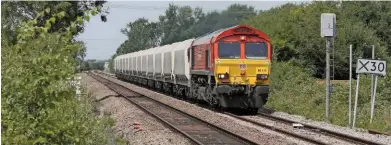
267,61,391,133
1,5,125,144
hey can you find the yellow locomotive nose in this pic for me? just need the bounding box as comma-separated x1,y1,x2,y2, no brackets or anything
215,59,270,85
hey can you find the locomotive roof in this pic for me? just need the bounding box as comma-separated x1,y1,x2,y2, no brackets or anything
192,24,270,46
192,25,237,46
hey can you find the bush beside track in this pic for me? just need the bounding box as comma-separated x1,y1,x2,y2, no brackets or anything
1,4,126,144
267,61,391,133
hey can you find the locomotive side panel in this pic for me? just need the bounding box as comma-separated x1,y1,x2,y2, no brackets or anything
191,44,210,71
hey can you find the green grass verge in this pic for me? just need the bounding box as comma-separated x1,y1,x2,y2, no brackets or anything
266,61,391,133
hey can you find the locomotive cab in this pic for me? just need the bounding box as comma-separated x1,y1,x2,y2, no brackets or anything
215,36,271,86
190,25,272,111
214,35,271,109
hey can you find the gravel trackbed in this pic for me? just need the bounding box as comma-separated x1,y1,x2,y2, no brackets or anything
81,73,193,145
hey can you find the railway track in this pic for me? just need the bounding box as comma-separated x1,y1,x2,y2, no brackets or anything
368,129,391,136
88,72,259,145
91,71,389,145
257,113,386,145
224,112,385,145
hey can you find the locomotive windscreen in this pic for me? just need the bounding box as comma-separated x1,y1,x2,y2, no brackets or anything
245,42,268,59
218,42,240,59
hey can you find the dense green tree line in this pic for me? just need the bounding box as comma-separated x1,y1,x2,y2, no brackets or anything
109,3,256,72
80,59,108,71
245,1,391,79
114,3,256,55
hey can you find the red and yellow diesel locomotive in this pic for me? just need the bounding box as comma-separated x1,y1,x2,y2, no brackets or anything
114,24,272,111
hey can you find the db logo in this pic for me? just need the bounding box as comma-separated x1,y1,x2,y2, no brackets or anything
239,64,246,70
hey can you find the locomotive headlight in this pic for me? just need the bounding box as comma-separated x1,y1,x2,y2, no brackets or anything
218,73,229,79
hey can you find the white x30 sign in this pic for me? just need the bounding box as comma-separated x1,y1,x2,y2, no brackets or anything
356,59,387,76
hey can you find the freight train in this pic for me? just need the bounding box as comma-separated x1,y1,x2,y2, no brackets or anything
114,24,272,112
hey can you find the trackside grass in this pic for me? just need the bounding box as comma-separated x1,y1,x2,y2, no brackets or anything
267,61,391,133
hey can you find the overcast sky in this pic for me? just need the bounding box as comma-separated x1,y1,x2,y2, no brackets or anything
75,1,298,60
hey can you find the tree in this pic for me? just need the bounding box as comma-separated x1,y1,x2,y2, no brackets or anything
74,41,87,72
1,3,119,144
157,3,256,45
118,18,161,55
2,1,109,67
179,3,256,41
1,1,108,43
244,1,390,79
159,3,179,45
341,1,391,55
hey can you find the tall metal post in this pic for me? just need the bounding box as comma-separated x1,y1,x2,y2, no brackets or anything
325,37,331,121
370,75,378,123
348,44,352,128
353,74,361,128
370,45,375,123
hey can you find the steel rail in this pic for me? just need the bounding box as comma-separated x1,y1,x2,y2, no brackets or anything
224,112,328,145
88,72,259,145
257,112,385,145
368,129,391,136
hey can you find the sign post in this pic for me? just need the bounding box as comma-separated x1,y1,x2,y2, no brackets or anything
353,74,360,128
348,45,352,128
352,58,387,128
370,45,375,123
371,74,378,123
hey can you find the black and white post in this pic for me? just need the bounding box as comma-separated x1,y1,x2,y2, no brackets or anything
349,44,352,128
370,45,375,123
321,13,336,122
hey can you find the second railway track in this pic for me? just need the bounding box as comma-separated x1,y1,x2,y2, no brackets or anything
224,112,385,145
88,72,259,145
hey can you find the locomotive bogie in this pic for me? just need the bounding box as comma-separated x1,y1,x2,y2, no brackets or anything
214,84,269,108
